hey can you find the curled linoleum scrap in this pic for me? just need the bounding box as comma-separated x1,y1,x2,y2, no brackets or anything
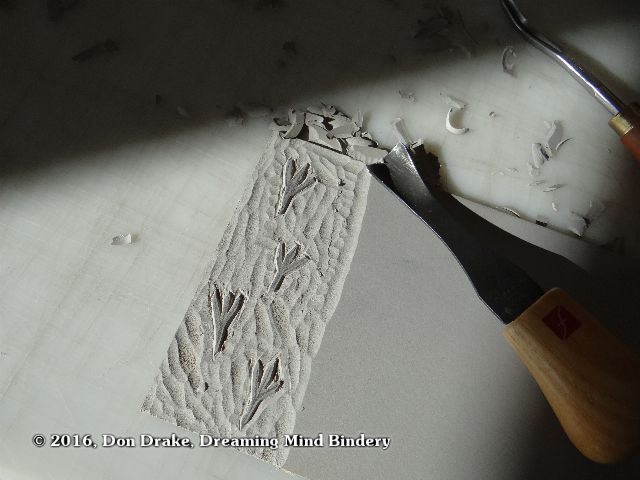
564,200,606,237
528,179,546,186
347,145,388,165
452,43,472,59
328,115,352,128
410,138,425,151
390,117,412,145
306,105,324,116
440,93,466,110
446,107,468,134
314,103,336,117
399,90,416,103
566,201,605,237
177,106,193,119
536,215,549,227
111,233,132,245
527,121,570,175
354,110,364,129
328,124,357,139
556,137,571,150
328,116,358,138
529,143,548,174
360,130,374,142
501,46,516,75
568,215,588,237
224,107,245,127
270,117,289,133
502,207,521,218
345,136,375,147
323,104,337,116
304,111,325,127
308,124,342,150
282,110,305,138
586,199,606,222
493,167,520,176
543,120,564,156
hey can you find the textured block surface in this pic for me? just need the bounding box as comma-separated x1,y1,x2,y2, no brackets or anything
143,131,371,466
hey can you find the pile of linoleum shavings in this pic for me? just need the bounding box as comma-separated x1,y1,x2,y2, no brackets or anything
270,104,388,165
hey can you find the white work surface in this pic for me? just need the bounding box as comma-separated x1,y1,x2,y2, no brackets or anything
287,182,640,479
1,0,640,478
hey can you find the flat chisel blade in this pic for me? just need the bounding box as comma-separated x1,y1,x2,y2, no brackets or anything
368,143,544,324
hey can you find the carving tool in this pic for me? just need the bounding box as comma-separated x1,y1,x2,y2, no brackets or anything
368,143,640,464
501,0,640,162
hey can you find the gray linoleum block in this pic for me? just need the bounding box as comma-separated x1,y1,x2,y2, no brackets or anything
142,117,377,467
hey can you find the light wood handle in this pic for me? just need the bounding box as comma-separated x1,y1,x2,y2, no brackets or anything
610,102,640,163
503,288,640,463
621,126,640,162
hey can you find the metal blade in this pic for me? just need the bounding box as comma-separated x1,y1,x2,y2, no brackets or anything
501,0,624,115
368,143,544,324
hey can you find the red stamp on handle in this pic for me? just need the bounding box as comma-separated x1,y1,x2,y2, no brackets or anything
542,305,581,340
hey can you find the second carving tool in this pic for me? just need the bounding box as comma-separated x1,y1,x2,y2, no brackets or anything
501,0,640,162
368,142,640,464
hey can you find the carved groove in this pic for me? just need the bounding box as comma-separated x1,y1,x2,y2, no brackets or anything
208,283,246,358
268,242,308,293
240,356,284,430
276,155,316,215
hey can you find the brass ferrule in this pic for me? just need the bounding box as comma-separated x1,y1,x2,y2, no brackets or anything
609,102,640,137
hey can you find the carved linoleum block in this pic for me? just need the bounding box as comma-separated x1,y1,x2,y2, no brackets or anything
142,108,384,466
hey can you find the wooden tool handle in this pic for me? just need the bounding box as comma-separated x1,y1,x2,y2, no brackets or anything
610,102,640,162
503,288,640,463
621,126,640,162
